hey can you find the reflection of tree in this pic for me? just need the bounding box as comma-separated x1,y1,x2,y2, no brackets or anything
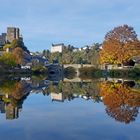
106,106,138,124
0,80,30,120
62,82,100,102
64,67,76,79
0,81,28,100
100,81,140,124
11,82,26,100
0,80,30,107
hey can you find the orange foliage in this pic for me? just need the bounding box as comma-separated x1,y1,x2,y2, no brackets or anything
12,47,24,64
11,82,25,100
100,81,140,123
100,25,140,64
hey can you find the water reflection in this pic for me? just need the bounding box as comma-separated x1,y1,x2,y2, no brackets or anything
0,76,140,124
100,80,140,124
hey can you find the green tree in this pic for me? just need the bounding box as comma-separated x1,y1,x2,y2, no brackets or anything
3,44,12,51
89,43,101,66
0,53,16,67
11,39,29,53
50,52,62,64
42,50,51,59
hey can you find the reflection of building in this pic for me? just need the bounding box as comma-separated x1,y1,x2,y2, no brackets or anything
133,56,140,66
51,43,64,53
7,27,20,43
0,80,31,120
51,93,64,102
6,103,20,120
0,100,5,113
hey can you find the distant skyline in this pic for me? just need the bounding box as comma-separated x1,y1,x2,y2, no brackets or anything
0,0,140,51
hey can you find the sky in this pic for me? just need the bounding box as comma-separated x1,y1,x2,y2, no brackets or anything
0,0,140,52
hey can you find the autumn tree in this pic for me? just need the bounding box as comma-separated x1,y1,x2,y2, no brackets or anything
12,47,24,65
100,25,140,64
100,81,140,124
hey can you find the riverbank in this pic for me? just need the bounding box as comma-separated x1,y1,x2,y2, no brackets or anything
1,66,140,80
0,66,48,75
79,67,140,79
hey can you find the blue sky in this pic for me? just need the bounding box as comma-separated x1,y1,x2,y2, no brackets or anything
0,0,140,52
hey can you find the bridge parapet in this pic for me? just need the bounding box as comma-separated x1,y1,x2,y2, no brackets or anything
63,64,95,68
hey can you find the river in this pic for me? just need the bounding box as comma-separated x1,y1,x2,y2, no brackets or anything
0,76,140,140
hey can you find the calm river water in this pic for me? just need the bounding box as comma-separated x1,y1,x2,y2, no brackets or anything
0,76,140,140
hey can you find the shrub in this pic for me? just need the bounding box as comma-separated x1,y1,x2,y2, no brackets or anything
79,67,103,78
64,66,76,79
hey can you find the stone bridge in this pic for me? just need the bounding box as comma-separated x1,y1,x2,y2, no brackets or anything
63,64,95,68
47,64,95,79
47,64,63,81
63,64,95,76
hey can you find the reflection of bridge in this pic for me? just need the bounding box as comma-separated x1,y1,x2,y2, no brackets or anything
63,77,92,82
63,64,95,76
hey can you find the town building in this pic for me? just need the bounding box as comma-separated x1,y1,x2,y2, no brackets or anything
21,53,50,69
133,56,140,66
73,48,79,52
31,55,49,66
7,27,20,43
51,43,64,53
0,33,6,47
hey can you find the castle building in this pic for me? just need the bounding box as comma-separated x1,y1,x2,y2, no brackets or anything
7,27,20,43
6,103,19,120
0,27,22,47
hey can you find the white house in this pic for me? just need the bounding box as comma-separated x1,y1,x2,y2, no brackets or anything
51,43,64,53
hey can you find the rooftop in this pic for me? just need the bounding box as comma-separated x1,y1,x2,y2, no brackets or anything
52,43,64,47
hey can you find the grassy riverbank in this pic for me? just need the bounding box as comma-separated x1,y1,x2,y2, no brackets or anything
79,67,140,79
